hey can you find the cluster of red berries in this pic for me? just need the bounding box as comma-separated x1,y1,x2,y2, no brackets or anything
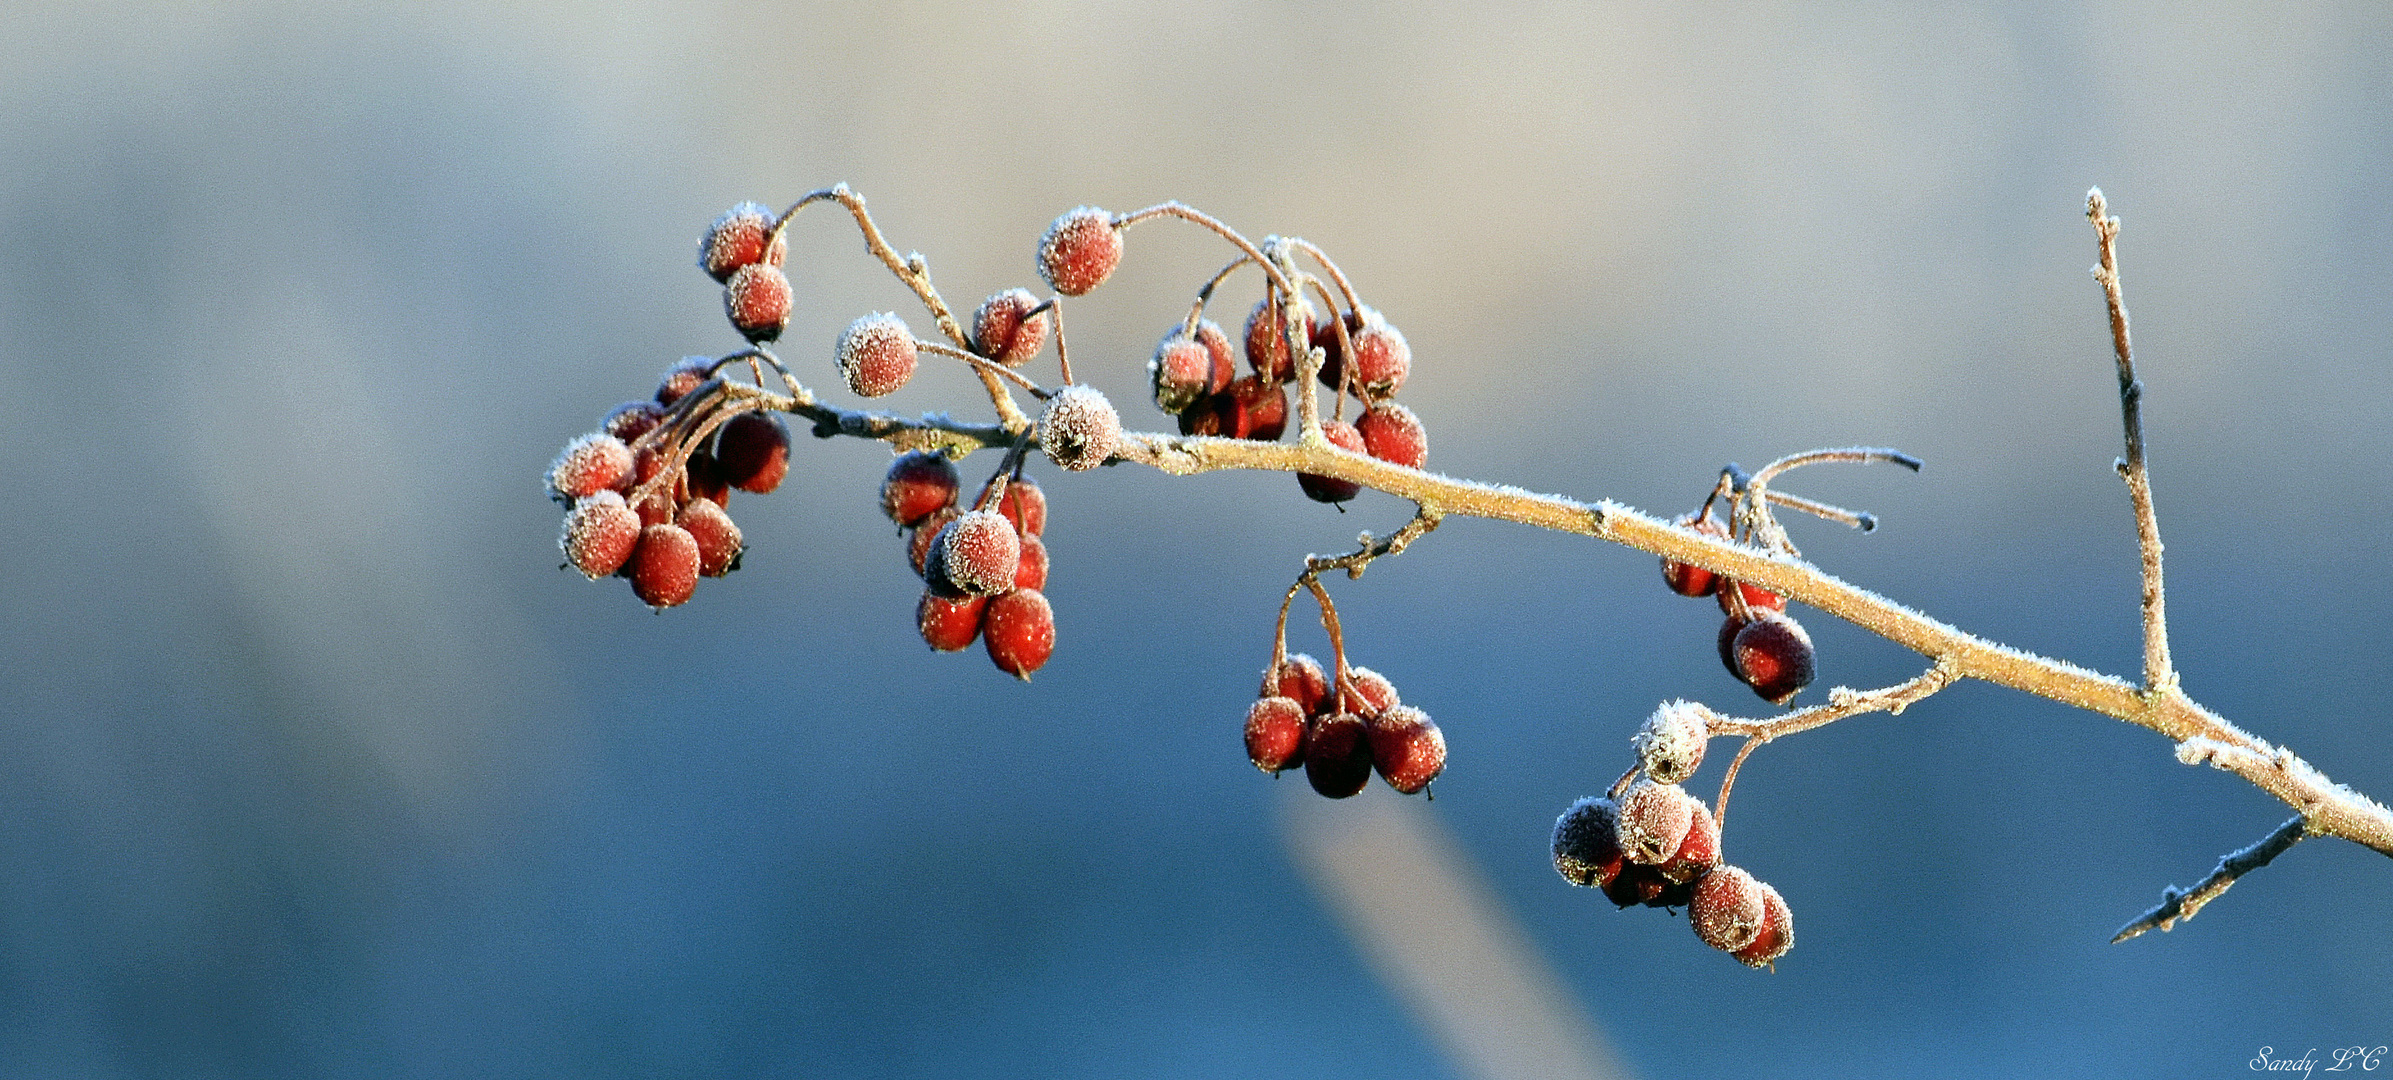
1661,509,1816,705
1551,702,1793,969
550,360,791,608
702,203,795,344
888,452,1057,679
1243,653,1445,798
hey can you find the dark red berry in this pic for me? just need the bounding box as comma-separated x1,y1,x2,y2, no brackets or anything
678,498,743,577
1013,534,1049,591
1035,207,1121,297
1355,400,1426,468
931,510,1021,598
1267,653,1331,716
1245,696,1307,774
837,313,918,398
971,288,1050,367
548,433,633,502
628,446,674,526
1716,579,1787,616
1731,610,1815,705
655,356,713,406
561,491,641,579
1657,799,1721,884
724,263,792,343
881,451,960,527
1222,376,1287,441
713,412,790,494
1343,665,1399,719
1176,393,1226,437
685,448,731,508
698,202,785,283
1717,614,1747,677
1367,704,1446,794
1038,385,1120,471
1602,863,1693,910
996,477,1047,538
1151,328,1219,415
917,591,987,652
1303,712,1373,798
629,523,700,608
603,400,669,445
1690,864,1768,954
1552,797,1626,888
1244,295,1316,383
984,587,1056,679
1633,699,1709,784
908,507,961,577
1662,513,1729,597
1298,421,1367,503
1731,881,1793,968
1616,780,1695,865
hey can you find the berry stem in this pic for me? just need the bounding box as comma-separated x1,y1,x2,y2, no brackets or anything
1184,255,1254,335
1706,661,1960,828
1290,238,1361,316
915,339,1048,397
1303,507,1444,581
2087,188,2176,696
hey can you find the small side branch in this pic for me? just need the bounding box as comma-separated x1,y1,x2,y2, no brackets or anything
1706,660,1961,827
2111,816,2307,943
2088,189,2175,693
1306,508,1445,580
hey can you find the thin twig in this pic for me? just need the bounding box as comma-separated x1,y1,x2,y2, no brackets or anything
2088,188,2175,694
1708,660,1960,826
1305,508,1446,580
2111,816,2307,943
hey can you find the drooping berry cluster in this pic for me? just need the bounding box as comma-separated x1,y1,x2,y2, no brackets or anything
1662,506,1817,705
895,457,1057,679
1551,702,1794,969
1245,648,1445,799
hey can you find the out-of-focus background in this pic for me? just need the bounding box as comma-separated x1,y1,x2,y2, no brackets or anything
2,1,2388,1076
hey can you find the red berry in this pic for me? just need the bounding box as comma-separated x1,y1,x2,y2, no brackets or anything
1343,665,1399,719
984,587,1056,679
678,498,744,577
1193,319,1236,389
1662,512,1729,597
1297,421,1367,504
1013,533,1049,591
996,476,1047,538
547,433,633,502
908,507,961,578
1036,207,1122,297
684,448,731,508
837,313,918,398
1367,704,1446,794
698,201,785,283
1151,328,1219,415
1717,614,1746,676
1616,780,1694,865
1731,610,1815,705
1657,799,1721,884
1245,696,1308,774
724,263,792,343
1632,699,1709,784
1731,881,1793,968
1601,863,1693,910
1243,295,1316,383
560,491,641,579
713,412,790,494
881,451,960,527
1355,400,1427,469
1552,797,1625,888
655,356,713,406
1716,579,1787,616
627,446,674,526
917,591,987,652
1346,309,1410,399
1176,393,1227,437
1266,653,1331,716
971,288,1050,367
629,523,700,608
603,400,669,445
931,510,1021,598
1303,712,1373,798
1038,385,1120,472
1222,376,1288,441
1690,864,1768,954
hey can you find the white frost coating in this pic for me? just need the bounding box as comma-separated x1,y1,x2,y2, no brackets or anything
837,312,917,398
1038,385,1121,471
1632,700,1709,784
2175,736,2235,767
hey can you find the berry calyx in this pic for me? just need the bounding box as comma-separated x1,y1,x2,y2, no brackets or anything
930,510,1022,598
713,412,790,494
971,288,1050,367
1367,704,1446,794
697,202,786,283
1266,653,1331,716
677,498,744,577
1355,400,1427,469
1303,712,1373,798
1731,882,1793,969
629,523,700,609
724,263,793,343
1615,780,1695,865
1243,295,1315,383
547,433,634,503
1038,385,1121,471
1689,864,1768,954
917,591,987,652
1297,421,1367,504
1035,207,1121,296
1730,610,1816,705
560,491,641,579
1552,797,1626,888
1632,699,1709,784
1245,696,1307,774
996,476,1047,537
1661,512,1730,597
983,587,1056,679
837,313,918,398
881,451,961,527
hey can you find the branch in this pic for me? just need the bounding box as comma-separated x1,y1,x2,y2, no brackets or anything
2111,815,2307,943
1703,660,1961,828
2088,188,2175,694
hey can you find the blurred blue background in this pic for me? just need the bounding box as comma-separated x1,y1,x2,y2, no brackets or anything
1,1,2388,1076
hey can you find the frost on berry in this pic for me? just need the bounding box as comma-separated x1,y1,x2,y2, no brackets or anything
908,507,961,578
917,591,987,652
837,312,919,398
1731,610,1816,705
1632,699,1709,784
1035,206,1121,297
1245,696,1307,774
1298,421,1367,504
561,491,641,579
971,287,1050,367
603,400,669,445
1038,385,1121,471
1661,512,1729,597
931,510,1022,598
1346,309,1410,399
1013,533,1049,592
698,201,786,283
1303,712,1373,799
1151,328,1221,415
1732,881,1793,968
881,450,961,527
655,356,713,406
1616,780,1695,865
1367,704,1446,795
1690,864,1768,954
1355,400,1427,469
547,433,634,503
1266,653,1331,716
1243,295,1315,384
678,498,744,577
983,587,1055,680
629,523,700,608
724,262,793,343
1552,797,1625,888
996,476,1046,538
713,412,790,494
1344,665,1399,719
1657,799,1721,884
